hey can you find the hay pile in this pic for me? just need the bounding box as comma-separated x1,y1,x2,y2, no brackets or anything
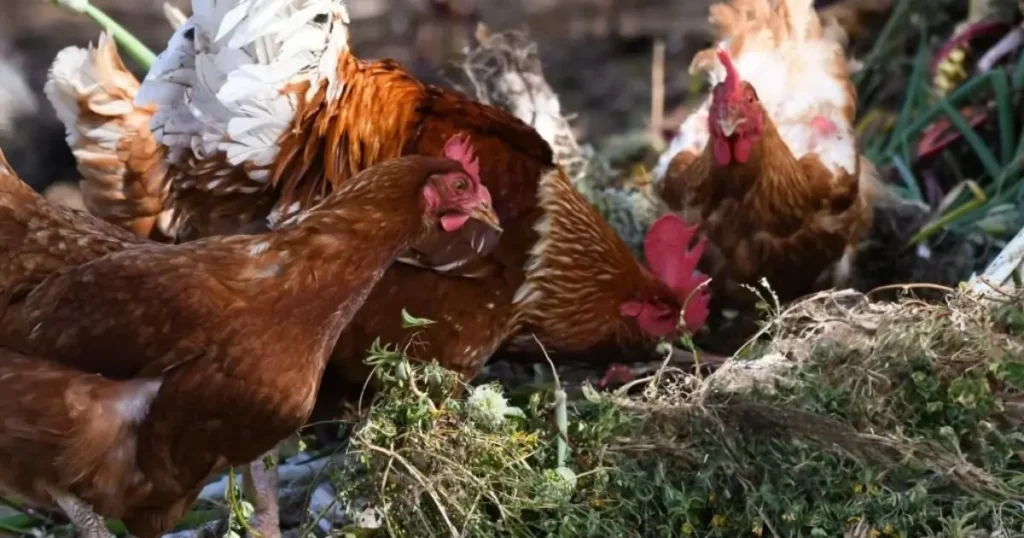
320,288,1023,537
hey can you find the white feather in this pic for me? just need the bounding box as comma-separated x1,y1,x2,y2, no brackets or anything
137,0,350,183
45,46,94,146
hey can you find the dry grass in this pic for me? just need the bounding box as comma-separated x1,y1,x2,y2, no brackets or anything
317,288,1024,537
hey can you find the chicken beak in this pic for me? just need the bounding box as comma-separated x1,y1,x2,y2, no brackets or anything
467,201,503,234
718,113,746,137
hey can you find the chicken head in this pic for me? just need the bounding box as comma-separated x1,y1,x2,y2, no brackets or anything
422,149,500,234
709,48,766,165
620,213,711,338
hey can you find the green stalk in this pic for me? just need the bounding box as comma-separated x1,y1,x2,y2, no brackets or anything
49,0,156,70
934,96,1003,181
909,184,988,245
987,69,1014,166
554,387,568,468
853,0,912,87
884,34,930,158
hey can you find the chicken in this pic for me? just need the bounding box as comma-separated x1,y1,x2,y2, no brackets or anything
0,151,499,538
654,0,875,321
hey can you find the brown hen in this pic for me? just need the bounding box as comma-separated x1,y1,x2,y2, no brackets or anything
0,153,499,538
655,0,876,345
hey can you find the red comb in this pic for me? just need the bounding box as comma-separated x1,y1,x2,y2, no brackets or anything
443,134,481,184
644,214,711,332
716,48,740,95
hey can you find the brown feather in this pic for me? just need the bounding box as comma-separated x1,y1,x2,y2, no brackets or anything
0,149,143,301
0,348,158,516
661,114,870,312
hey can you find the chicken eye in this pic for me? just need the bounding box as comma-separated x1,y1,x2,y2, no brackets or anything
453,177,469,193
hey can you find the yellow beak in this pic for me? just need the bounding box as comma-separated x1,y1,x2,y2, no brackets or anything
718,114,746,137
468,202,502,234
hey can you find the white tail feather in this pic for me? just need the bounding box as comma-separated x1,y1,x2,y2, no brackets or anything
45,46,93,146
137,0,350,176
44,34,133,152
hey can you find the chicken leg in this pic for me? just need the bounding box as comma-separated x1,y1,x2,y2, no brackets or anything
49,490,116,538
244,447,281,538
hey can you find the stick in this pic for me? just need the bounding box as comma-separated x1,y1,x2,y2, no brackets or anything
650,40,666,150
47,0,157,70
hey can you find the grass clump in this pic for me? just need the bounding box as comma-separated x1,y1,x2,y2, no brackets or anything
328,290,1024,537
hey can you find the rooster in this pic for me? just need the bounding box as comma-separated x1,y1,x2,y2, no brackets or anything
654,0,875,326
0,150,499,538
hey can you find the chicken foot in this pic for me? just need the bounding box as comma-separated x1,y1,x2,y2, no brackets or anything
48,489,115,538
242,447,281,538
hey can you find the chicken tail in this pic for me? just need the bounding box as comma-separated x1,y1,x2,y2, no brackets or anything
44,33,173,239
692,0,832,75
136,0,352,178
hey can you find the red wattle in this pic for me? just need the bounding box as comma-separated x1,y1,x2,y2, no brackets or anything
441,213,470,232
733,138,752,164
713,137,731,165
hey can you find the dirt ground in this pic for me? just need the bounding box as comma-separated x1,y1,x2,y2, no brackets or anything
0,0,718,190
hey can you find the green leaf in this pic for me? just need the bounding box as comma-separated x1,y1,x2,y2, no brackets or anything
401,309,435,329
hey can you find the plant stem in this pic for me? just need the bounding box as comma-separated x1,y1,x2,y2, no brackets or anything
49,0,157,70
909,183,988,245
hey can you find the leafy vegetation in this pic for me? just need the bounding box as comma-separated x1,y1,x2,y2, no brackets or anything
853,0,1024,257
321,290,1024,537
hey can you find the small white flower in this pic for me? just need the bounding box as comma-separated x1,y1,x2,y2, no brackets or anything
466,384,509,431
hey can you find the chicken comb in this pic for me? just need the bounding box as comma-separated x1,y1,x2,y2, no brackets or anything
644,214,711,332
716,48,741,96
442,134,481,185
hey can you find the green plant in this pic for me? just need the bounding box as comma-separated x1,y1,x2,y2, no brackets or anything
854,0,1024,249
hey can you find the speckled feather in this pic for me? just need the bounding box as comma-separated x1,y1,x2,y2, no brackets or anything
0,149,144,301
